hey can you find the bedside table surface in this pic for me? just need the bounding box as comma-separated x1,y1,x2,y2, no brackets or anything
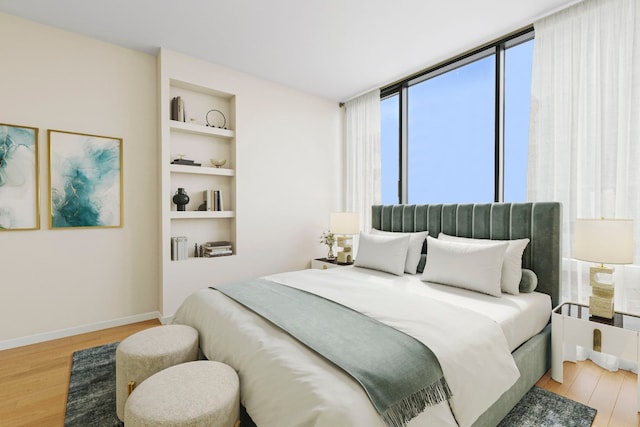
314,257,354,266
554,302,640,332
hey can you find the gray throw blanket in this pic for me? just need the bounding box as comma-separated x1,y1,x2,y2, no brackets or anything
212,279,452,427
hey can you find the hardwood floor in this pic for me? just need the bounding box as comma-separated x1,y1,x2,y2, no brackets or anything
537,360,640,427
0,319,160,427
0,321,637,427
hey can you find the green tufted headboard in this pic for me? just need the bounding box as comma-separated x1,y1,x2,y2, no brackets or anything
371,203,562,307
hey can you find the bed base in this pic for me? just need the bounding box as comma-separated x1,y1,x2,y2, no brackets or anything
472,324,551,426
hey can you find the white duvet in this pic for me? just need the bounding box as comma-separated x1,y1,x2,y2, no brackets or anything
172,267,547,427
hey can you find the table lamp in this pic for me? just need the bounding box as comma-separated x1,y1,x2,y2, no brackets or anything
330,212,360,264
574,218,634,319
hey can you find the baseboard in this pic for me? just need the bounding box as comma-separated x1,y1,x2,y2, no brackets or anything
0,311,161,351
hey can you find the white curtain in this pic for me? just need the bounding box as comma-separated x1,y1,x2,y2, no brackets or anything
345,89,381,233
528,0,640,371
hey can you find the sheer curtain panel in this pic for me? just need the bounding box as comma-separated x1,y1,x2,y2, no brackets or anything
528,0,640,371
345,89,381,233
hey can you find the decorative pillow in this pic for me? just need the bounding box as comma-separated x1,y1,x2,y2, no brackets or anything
519,269,538,293
354,232,411,276
417,254,427,274
370,229,429,274
421,236,508,297
438,233,530,295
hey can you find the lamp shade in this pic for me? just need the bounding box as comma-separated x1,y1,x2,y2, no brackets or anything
330,212,360,235
574,218,634,264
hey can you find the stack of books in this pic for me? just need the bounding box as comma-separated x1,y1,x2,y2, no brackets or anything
202,241,233,257
202,190,224,211
171,236,188,260
170,96,185,122
171,158,201,167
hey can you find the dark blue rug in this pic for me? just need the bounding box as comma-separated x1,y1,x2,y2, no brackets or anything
498,386,597,427
64,341,122,427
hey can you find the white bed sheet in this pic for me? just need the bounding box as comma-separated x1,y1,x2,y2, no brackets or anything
172,266,550,427
319,266,552,352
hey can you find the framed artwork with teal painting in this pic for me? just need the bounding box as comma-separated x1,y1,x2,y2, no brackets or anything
48,130,123,229
0,123,40,230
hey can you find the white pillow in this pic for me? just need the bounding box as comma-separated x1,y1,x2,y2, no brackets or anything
438,233,529,295
421,236,508,297
354,232,410,276
370,229,429,274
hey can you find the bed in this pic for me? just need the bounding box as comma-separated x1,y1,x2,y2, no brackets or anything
172,202,561,427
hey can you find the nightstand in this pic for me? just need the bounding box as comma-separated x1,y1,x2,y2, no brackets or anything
551,302,640,410
311,258,353,270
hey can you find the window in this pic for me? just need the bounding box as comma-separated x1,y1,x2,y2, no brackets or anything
504,39,534,202
380,95,399,204
381,30,534,204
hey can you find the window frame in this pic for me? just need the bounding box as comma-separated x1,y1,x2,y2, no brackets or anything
380,28,534,204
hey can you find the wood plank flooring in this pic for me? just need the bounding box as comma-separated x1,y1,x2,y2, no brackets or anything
0,320,637,426
0,319,160,427
537,360,640,427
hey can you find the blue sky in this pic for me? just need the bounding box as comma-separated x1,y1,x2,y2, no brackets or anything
381,40,533,204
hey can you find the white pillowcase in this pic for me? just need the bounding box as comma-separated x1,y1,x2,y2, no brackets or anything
438,233,530,295
370,229,429,274
354,232,410,276
421,236,508,297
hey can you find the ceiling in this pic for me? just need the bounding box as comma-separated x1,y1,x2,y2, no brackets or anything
0,0,581,102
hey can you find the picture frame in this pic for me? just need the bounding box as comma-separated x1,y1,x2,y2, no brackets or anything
48,130,123,229
0,123,40,230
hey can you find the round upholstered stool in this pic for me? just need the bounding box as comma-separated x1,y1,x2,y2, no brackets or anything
116,324,199,421
124,360,240,427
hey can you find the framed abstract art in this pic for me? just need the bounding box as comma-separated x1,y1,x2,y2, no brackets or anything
0,123,40,230
48,130,123,229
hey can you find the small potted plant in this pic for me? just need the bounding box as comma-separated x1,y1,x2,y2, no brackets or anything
320,230,336,260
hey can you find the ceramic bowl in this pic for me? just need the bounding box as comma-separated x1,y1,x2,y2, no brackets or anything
210,159,227,168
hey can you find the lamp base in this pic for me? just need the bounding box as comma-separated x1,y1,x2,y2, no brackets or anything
336,235,354,264
589,295,614,319
589,265,615,319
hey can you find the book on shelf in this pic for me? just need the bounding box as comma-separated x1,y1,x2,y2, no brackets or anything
203,247,232,256
170,96,186,122
213,190,223,211
171,97,177,121
171,236,188,260
205,240,232,247
202,240,233,257
171,159,201,166
203,190,212,211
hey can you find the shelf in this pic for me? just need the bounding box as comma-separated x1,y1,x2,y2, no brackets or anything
169,211,235,219
160,54,238,316
169,164,235,176
172,254,235,262
169,120,234,138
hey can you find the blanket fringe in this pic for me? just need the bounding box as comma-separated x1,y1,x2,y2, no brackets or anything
381,377,452,427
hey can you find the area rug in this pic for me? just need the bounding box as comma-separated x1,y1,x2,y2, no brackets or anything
498,386,597,427
64,341,122,427
66,343,596,427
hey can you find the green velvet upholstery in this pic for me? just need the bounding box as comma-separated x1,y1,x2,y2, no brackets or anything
371,203,561,427
371,203,561,307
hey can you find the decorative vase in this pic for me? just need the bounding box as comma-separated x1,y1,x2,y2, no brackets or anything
173,188,189,211
326,245,335,261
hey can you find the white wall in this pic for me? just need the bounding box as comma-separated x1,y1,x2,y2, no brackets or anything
0,12,159,344
0,13,343,344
